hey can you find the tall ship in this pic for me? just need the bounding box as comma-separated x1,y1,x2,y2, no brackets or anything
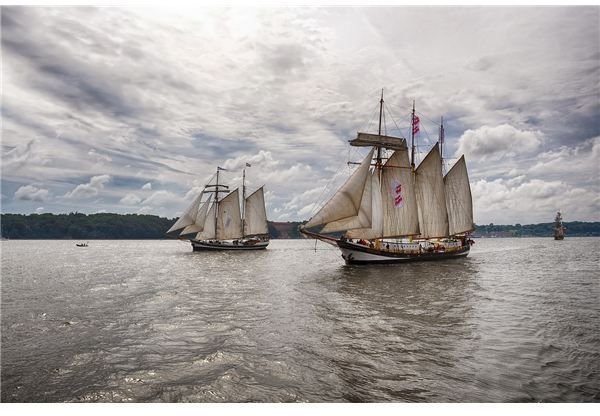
554,211,565,240
300,92,474,265
167,166,269,251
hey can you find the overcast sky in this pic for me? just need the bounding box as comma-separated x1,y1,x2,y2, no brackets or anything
2,6,598,225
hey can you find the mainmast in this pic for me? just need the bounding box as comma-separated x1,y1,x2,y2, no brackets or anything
203,166,229,240
439,116,445,172
242,167,246,238
376,89,384,169
411,101,416,169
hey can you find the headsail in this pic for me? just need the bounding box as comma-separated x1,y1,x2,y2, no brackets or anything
196,202,216,240
321,167,373,233
415,143,449,238
217,188,243,240
244,187,269,236
444,155,474,235
381,148,420,237
180,193,214,236
166,191,203,234
305,148,375,229
346,171,383,239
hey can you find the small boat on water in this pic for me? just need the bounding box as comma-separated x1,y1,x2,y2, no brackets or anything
300,91,474,265
167,165,270,251
554,211,566,240
76,242,88,247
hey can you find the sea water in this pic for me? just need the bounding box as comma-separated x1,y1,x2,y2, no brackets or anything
1,238,599,402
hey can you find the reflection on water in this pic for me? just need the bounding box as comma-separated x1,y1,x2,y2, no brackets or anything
1,238,599,402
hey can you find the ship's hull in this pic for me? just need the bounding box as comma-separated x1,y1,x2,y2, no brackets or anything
554,235,564,240
336,240,470,265
191,239,269,251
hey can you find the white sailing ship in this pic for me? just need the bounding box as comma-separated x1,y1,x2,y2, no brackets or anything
167,166,269,251
300,92,474,264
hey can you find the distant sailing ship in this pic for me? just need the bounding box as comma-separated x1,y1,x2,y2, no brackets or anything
167,166,269,251
300,92,474,265
554,211,565,240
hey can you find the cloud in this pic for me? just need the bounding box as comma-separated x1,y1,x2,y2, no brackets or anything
141,182,152,190
456,124,543,161
14,184,50,202
64,175,111,199
35,207,45,213
142,190,177,206
120,193,142,205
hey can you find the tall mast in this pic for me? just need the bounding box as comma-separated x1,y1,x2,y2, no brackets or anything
376,89,384,169
242,167,246,239
215,167,220,240
411,101,416,169
439,116,445,171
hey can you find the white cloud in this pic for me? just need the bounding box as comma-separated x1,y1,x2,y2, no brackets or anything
64,175,111,199
14,184,49,202
35,206,44,213
456,124,543,161
120,193,142,205
141,182,152,190
142,190,177,206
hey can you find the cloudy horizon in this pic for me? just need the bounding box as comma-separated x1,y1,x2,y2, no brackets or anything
2,6,599,225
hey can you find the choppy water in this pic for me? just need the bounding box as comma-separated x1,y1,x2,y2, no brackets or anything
1,238,599,402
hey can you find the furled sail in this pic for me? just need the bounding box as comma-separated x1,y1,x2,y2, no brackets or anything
305,148,375,229
217,188,243,240
321,167,373,233
180,193,214,236
381,148,420,237
195,202,216,240
444,155,474,235
349,132,408,151
346,171,383,239
166,191,203,234
244,187,269,236
415,143,449,238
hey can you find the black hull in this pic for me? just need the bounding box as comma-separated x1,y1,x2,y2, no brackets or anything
191,240,269,251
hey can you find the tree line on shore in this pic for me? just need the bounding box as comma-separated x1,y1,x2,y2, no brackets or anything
1,212,599,239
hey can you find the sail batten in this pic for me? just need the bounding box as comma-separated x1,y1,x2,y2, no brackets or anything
415,143,449,239
305,148,375,229
444,155,474,235
244,187,269,236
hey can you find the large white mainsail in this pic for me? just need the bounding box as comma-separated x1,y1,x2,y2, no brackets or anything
217,188,243,240
346,171,383,239
381,148,420,237
321,166,373,233
415,143,449,238
305,148,375,229
166,191,203,234
244,187,269,236
444,155,474,235
180,193,214,235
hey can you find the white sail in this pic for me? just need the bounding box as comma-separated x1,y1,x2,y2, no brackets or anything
195,202,216,240
166,191,203,234
305,148,374,229
180,193,213,235
346,171,383,239
217,188,243,240
415,143,449,238
244,187,269,236
321,167,372,233
381,148,420,237
444,155,474,235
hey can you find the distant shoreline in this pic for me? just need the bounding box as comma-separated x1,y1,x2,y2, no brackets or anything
1,213,599,239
